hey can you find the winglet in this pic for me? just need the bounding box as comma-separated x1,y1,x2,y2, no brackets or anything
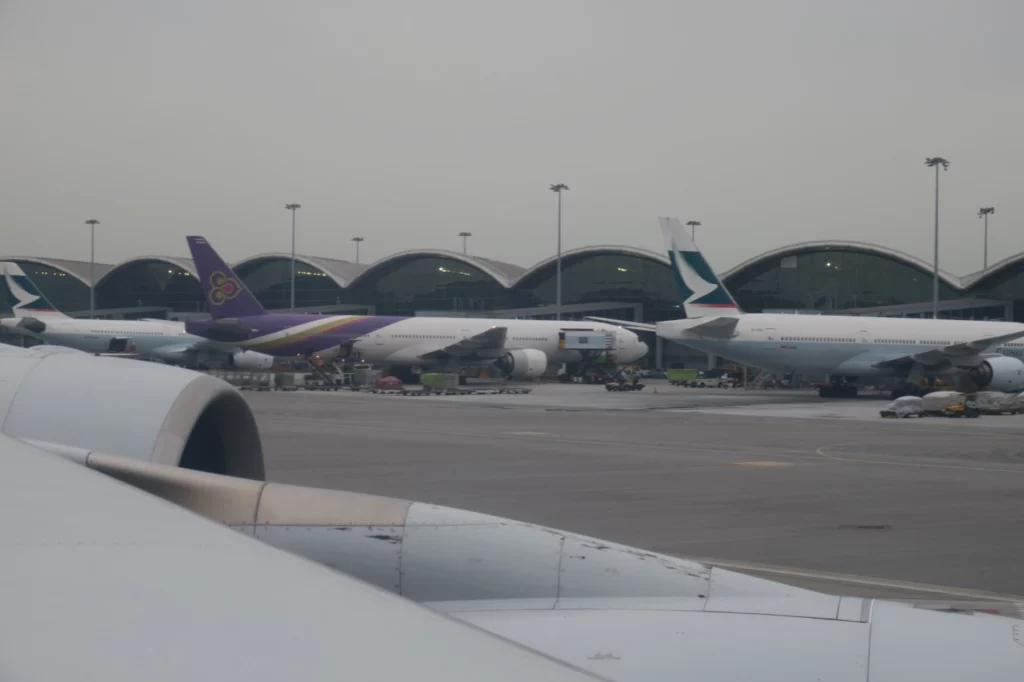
185,237,266,319
1,262,68,318
658,217,741,318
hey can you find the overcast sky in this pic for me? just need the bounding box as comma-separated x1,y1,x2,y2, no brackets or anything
2,0,1022,275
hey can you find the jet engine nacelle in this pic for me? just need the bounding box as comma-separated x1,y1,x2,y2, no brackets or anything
0,344,264,480
229,350,274,370
498,349,547,379
967,355,1024,391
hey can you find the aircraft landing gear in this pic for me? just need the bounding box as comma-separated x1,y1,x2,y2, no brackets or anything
819,379,858,399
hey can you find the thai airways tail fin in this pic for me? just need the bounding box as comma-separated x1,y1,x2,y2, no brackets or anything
659,217,742,319
1,262,70,318
185,236,267,319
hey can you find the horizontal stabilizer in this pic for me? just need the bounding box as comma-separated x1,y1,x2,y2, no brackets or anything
583,316,656,332
657,316,739,340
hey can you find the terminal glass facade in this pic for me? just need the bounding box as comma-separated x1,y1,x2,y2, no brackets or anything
724,249,959,313
234,258,344,310
511,254,681,321
967,267,1024,321
96,260,204,313
346,256,509,316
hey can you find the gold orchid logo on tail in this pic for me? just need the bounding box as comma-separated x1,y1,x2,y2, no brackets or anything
208,271,242,306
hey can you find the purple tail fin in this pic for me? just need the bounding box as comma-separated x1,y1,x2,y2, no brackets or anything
186,236,266,319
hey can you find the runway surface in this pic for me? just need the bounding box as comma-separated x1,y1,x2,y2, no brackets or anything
248,382,1024,601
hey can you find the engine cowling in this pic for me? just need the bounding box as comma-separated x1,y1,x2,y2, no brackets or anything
229,350,274,370
967,355,1024,391
0,344,264,480
497,349,548,379
149,346,191,364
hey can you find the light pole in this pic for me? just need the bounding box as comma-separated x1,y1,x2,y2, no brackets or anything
978,207,995,269
352,236,364,264
285,203,301,311
458,231,472,255
924,158,949,319
550,184,569,320
685,220,701,243
85,219,100,316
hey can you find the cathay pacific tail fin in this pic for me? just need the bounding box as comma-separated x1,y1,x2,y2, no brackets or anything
659,217,742,318
185,236,266,319
1,262,69,318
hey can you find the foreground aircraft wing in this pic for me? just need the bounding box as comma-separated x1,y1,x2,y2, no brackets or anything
418,325,509,360
874,329,1024,369
0,434,602,682
583,316,656,332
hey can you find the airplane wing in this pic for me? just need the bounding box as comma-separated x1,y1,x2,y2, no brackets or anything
418,325,509,360
4,343,1022,681
0,433,602,682
873,329,1024,369
584,316,656,332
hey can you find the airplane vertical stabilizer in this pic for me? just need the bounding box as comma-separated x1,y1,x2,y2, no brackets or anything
186,237,267,319
1,262,69,318
659,217,742,318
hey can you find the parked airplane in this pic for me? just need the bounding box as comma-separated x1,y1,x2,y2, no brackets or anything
0,262,273,370
1,342,1020,680
184,235,648,378
593,218,1024,398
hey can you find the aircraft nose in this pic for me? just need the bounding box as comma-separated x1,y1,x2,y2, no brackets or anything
637,340,649,357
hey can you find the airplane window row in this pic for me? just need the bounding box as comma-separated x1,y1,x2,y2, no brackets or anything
875,339,918,345
781,336,855,343
394,334,457,340
920,340,952,346
512,337,546,342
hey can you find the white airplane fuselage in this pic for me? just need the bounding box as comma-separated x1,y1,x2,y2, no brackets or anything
2,316,191,353
658,314,1024,377
0,316,272,368
349,317,648,367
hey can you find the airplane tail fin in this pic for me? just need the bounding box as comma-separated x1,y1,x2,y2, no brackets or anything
185,236,266,319
1,262,69,318
659,217,742,319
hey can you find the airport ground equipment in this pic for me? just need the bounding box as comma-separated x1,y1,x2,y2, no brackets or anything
667,368,699,385
921,391,981,418
879,396,925,418
670,368,740,388
559,330,621,380
605,368,646,392
421,373,460,390
973,391,1024,415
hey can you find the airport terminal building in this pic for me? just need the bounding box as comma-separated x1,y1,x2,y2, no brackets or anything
4,241,1024,368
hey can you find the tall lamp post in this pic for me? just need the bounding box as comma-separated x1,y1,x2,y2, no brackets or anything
285,203,301,311
85,219,100,316
978,207,995,270
685,220,701,242
924,158,949,319
549,184,569,320
352,236,364,264
458,231,472,255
